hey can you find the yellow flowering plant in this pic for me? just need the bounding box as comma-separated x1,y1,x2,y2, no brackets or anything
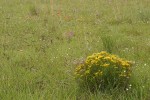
75,51,132,91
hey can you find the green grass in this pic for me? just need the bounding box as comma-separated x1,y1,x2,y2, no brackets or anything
0,0,150,100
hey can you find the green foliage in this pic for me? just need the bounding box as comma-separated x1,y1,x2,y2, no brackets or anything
0,0,150,99
75,51,132,91
29,5,39,16
138,9,150,23
101,35,115,53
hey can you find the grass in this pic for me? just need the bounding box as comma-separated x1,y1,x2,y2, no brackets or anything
0,0,150,100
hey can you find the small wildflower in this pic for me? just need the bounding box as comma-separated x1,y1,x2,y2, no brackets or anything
126,88,129,91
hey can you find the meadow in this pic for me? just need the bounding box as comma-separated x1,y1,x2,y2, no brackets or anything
0,0,150,100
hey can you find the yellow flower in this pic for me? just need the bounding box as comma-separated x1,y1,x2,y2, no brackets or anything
85,70,90,74
121,61,130,67
100,51,107,55
104,56,111,60
98,55,103,59
94,70,103,77
102,63,110,67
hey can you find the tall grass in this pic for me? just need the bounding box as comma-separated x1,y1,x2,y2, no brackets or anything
0,0,150,99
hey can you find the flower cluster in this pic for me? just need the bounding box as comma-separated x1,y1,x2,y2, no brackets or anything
75,51,132,91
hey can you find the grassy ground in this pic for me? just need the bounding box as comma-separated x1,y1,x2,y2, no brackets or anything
0,0,150,100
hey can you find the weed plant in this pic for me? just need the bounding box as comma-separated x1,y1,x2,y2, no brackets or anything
75,51,132,92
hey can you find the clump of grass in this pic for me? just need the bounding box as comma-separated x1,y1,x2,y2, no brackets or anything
138,9,150,23
29,6,39,16
101,35,116,53
75,51,133,92
109,18,132,25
